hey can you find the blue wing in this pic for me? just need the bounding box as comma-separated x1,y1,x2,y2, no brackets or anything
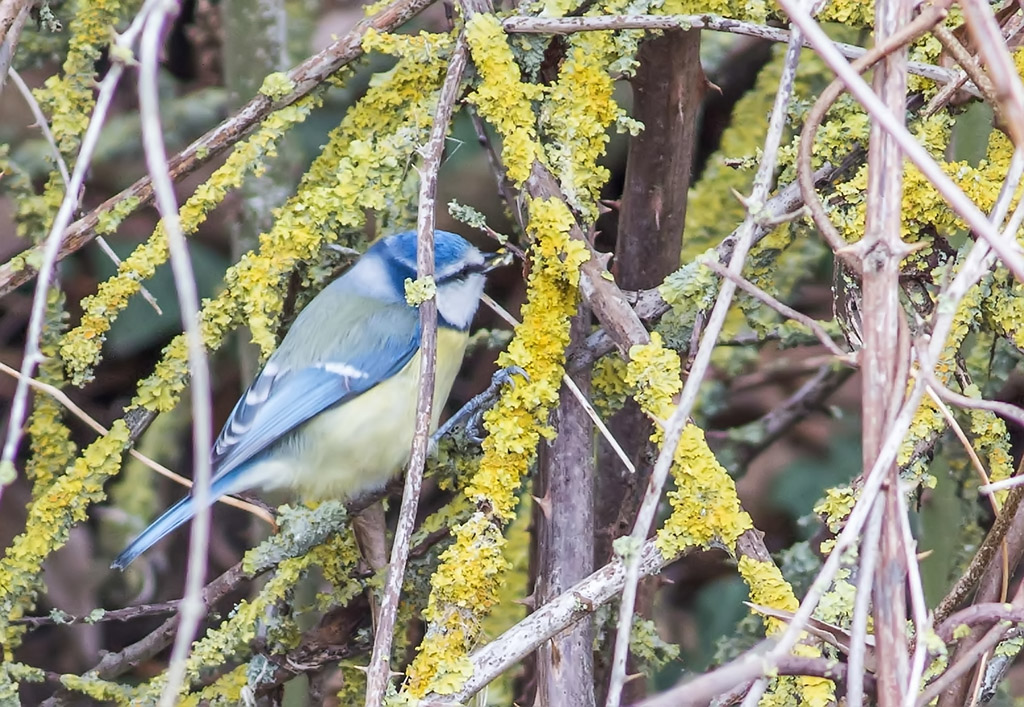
112,293,420,569
210,300,421,479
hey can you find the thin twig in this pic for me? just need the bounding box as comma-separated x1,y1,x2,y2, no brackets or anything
7,69,70,186
933,486,1024,624
0,360,272,523
607,4,815,705
637,651,877,707
501,14,976,93
958,0,1024,148
922,367,1024,433
936,603,1024,643
923,384,1000,514
138,4,215,705
980,476,1024,494
0,0,31,92
930,24,999,106
787,0,1024,282
848,497,883,707
702,259,850,359
7,67,163,314
14,600,184,628
467,108,525,233
728,364,854,471
0,0,439,299
0,0,157,508
919,585,1024,706
924,12,1024,117
897,479,932,707
362,35,469,707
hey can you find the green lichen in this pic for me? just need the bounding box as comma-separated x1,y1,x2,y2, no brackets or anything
657,254,721,350
258,71,295,100
404,276,437,305
95,196,142,236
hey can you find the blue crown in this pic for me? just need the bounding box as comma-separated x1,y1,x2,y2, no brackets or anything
377,230,474,273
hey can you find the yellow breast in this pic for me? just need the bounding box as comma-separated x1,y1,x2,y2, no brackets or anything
254,328,469,500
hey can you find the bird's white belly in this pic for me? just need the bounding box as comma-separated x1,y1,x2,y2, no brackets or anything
253,329,468,500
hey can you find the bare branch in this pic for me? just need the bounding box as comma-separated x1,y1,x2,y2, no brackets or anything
502,14,974,93
862,0,913,698
608,4,812,703
6,68,163,314
536,303,596,706
0,0,31,89
638,654,877,707
702,259,850,359
435,540,674,703
137,2,215,703
920,582,1024,706
363,34,469,706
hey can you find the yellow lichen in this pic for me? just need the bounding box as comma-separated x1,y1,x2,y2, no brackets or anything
0,422,132,654
60,96,320,385
465,14,545,185
33,0,137,158
541,42,618,218
656,424,755,556
403,197,587,697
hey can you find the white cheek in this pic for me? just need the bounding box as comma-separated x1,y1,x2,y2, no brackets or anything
346,256,399,301
437,274,485,329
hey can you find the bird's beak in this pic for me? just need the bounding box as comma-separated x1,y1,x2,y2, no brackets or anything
483,249,514,273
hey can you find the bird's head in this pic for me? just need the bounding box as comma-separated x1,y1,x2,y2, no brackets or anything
347,230,506,330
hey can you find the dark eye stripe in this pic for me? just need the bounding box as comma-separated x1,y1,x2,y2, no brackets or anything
439,262,486,282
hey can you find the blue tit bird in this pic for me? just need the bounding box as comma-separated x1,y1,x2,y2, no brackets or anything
112,230,499,570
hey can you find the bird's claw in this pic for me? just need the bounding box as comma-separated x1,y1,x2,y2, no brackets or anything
433,365,528,444
490,365,527,390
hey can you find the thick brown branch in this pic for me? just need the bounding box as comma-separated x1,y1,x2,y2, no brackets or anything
596,27,702,703
536,302,596,707
863,0,913,701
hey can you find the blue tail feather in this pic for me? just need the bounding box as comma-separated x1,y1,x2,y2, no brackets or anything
111,495,196,570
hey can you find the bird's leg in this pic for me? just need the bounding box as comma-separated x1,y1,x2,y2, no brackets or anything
351,502,388,632
432,366,528,444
